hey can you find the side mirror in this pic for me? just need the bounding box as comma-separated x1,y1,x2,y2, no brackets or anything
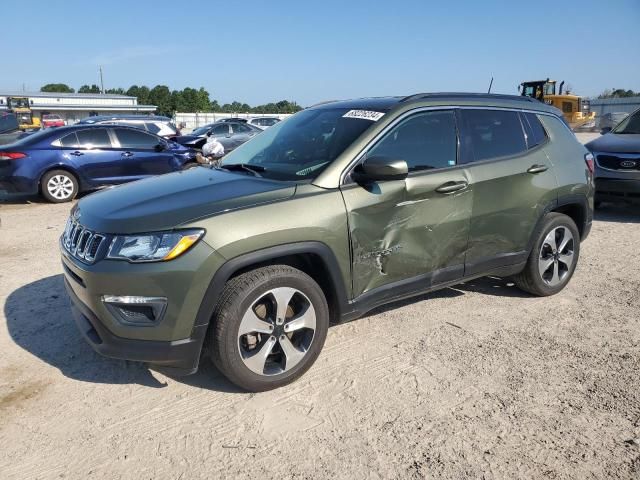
154,143,166,152
351,155,408,184
600,127,612,135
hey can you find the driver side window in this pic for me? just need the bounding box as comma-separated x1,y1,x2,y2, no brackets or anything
211,124,229,136
367,110,458,172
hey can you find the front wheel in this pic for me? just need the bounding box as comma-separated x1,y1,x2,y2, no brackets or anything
513,212,580,296
209,265,329,392
41,170,78,203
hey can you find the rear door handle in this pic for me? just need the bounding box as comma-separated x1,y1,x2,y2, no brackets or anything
435,181,468,194
527,164,548,174
70,151,83,156
121,151,134,158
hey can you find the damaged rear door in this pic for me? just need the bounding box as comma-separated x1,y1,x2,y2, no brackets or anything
341,109,473,298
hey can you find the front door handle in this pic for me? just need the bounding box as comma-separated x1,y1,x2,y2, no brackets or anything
435,181,468,194
70,151,84,156
121,151,134,158
527,164,548,174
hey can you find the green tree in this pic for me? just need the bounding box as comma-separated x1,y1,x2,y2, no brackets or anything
148,85,173,115
40,83,75,93
126,85,151,105
78,84,101,94
105,87,125,95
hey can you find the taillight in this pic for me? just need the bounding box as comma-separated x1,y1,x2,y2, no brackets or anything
585,152,595,174
0,152,26,160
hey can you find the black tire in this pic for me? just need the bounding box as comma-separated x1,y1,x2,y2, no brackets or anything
594,200,602,209
209,265,329,392
513,212,580,296
40,169,79,203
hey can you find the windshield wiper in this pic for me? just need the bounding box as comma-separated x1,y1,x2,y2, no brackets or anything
218,163,266,177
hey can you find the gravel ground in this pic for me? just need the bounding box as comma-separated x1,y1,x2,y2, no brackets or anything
1,132,639,479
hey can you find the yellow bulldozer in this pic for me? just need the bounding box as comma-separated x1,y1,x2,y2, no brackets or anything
7,96,41,131
519,79,595,129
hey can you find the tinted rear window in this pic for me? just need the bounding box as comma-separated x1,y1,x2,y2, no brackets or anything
521,112,547,149
114,128,159,149
76,129,112,149
59,132,79,147
460,110,527,162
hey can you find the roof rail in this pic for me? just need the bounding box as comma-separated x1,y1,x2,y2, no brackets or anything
399,92,538,103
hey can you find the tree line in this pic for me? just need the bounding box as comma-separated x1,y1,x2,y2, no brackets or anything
39,83,302,115
597,88,640,99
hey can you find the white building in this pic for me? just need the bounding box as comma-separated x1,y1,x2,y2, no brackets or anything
0,91,156,124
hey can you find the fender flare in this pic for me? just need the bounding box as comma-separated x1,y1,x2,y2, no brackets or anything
526,194,591,254
192,241,350,328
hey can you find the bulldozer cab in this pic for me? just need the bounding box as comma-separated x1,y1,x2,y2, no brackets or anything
520,80,556,101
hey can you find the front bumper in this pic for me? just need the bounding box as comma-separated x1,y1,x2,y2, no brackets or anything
66,278,207,375
595,178,640,203
61,236,225,375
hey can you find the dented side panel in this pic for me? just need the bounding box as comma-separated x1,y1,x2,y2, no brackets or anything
463,148,557,266
341,170,473,297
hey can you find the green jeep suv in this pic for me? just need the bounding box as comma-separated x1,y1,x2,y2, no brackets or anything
61,93,594,391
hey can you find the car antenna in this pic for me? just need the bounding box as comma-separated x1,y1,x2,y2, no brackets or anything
487,77,494,94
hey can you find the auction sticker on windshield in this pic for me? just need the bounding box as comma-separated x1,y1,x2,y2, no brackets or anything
342,110,385,121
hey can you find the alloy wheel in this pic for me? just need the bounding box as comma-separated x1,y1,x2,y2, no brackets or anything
47,174,74,200
237,287,316,376
538,226,575,287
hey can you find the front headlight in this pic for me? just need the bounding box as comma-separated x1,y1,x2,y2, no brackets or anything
107,229,204,263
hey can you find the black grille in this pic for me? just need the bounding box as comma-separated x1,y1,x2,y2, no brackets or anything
597,154,640,171
62,218,106,264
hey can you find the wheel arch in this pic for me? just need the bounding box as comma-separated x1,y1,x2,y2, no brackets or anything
526,194,591,255
38,165,82,193
552,194,591,239
194,242,350,330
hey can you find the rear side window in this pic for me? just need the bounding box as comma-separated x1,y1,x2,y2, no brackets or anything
145,122,162,134
460,110,527,162
232,123,251,133
75,129,112,149
114,128,159,149
521,112,547,149
59,132,79,147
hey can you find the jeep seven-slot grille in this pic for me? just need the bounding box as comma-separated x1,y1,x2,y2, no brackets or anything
62,218,106,264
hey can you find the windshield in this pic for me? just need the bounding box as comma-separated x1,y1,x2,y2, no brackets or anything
221,107,380,181
612,109,640,134
191,125,212,136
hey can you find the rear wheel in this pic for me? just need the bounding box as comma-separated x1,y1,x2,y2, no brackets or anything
513,212,580,296
41,170,78,203
209,265,329,392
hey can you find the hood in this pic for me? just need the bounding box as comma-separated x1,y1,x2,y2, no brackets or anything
174,134,203,144
586,133,640,154
75,168,296,234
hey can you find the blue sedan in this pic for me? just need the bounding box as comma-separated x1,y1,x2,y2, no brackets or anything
0,125,195,202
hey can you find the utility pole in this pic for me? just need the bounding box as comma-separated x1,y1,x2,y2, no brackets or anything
99,66,104,94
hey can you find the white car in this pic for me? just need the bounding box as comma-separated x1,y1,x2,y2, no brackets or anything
248,117,281,130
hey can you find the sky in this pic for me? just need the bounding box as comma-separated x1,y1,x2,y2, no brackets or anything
2,0,639,106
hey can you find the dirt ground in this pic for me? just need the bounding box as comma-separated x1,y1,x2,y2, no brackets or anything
1,137,639,479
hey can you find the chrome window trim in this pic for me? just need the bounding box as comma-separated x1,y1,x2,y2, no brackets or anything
339,105,562,185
